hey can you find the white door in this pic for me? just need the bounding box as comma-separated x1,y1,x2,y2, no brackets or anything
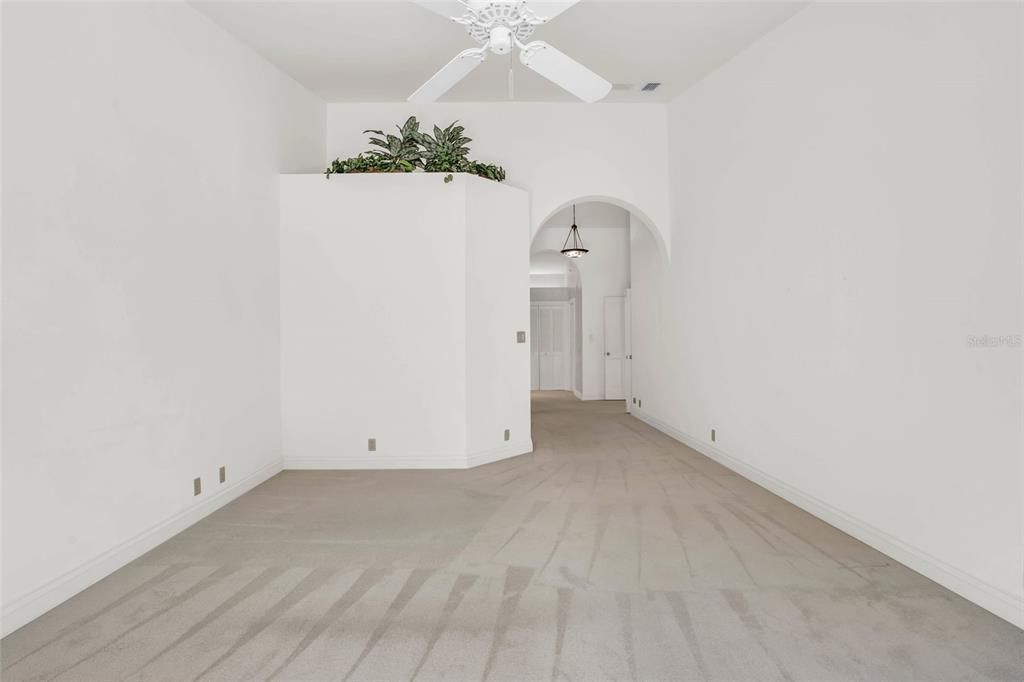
530,305,541,390
604,296,625,399
531,302,571,390
624,289,632,412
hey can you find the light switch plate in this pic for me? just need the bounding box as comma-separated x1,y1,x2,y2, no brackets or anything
368,438,376,452
193,477,202,496
516,331,526,343
219,466,226,483
504,428,510,441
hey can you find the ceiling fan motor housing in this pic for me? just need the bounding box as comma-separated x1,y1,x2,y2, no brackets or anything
464,2,540,47
489,26,514,54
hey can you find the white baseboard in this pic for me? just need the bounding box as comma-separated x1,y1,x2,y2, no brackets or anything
284,454,465,469
1,458,283,637
284,439,533,471
632,409,1024,631
467,439,533,468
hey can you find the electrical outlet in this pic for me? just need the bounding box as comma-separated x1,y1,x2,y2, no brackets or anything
632,397,636,405
711,429,716,442
638,399,642,409
219,466,226,483
368,438,377,452
516,331,526,343
504,428,510,441
193,477,202,496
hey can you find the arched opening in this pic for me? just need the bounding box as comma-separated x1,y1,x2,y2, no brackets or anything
534,195,670,266
529,197,666,415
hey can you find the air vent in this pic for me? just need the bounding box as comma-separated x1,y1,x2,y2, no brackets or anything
641,82,661,92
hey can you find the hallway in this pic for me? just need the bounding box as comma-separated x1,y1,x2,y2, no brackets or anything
2,392,1021,680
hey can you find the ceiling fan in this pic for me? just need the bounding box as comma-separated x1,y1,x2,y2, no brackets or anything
409,1,611,103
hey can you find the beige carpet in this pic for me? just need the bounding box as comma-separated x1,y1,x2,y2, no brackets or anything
2,392,1021,680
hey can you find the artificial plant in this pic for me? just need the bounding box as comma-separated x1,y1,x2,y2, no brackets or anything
363,116,423,172
324,117,505,182
415,121,472,173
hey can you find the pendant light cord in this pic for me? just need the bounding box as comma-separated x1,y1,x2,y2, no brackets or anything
562,204,585,252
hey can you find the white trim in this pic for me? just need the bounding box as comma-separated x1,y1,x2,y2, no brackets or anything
283,439,534,471
2,435,533,634
284,454,465,469
572,388,584,400
1,458,283,637
632,409,1024,631
467,438,533,468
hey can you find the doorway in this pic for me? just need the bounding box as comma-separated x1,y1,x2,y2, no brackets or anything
603,295,626,399
530,301,572,390
530,199,663,412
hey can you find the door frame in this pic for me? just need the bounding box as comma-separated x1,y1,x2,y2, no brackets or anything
603,295,626,400
624,288,632,412
569,297,577,395
530,300,573,391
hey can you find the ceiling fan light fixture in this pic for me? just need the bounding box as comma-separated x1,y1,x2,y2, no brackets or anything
560,204,589,259
489,26,513,55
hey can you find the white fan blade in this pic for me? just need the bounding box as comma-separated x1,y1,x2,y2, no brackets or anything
528,1,582,22
519,41,611,103
408,1,474,21
409,48,487,103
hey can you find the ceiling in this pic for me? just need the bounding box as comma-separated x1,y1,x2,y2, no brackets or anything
192,1,805,103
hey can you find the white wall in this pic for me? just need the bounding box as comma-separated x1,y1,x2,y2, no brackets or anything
280,174,531,469
1,1,325,634
629,213,667,413
571,275,582,395
632,1,1023,626
529,251,572,289
325,103,671,252
466,174,532,457
530,288,571,302
533,203,631,400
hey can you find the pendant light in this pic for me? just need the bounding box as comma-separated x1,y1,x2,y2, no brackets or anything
560,204,589,258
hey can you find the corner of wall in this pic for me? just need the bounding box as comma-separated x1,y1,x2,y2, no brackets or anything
1,458,283,637
634,409,1024,630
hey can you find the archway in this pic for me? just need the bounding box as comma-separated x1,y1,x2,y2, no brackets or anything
534,195,670,266
529,198,666,413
